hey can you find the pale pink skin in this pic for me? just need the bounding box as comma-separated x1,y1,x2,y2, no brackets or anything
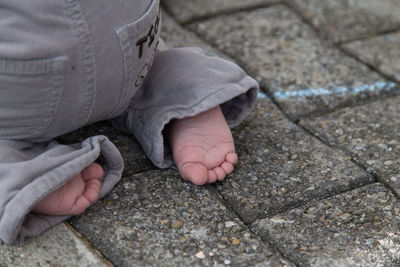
32,163,104,215
32,106,237,215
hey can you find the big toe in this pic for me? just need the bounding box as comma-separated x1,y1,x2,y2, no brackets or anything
179,162,209,185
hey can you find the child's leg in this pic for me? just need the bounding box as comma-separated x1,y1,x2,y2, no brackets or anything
111,46,258,186
166,106,238,185
0,137,123,244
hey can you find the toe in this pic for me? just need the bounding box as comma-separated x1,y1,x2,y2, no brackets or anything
179,162,208,185
221,161,234,175
84,179,101,204
226,153,238,165
208,170,218,183
81,163,104,181
70,195,90,215
213,167,226,181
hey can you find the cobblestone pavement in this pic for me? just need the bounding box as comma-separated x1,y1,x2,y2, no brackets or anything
2,0,400,266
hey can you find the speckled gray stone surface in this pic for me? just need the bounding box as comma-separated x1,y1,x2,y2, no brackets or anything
69,169,293,266
217,98,373,224
58,121,156,176
161,0,279,24
287,0,400,43
300,95,400,195
341,32,400,82
0,223,111,267
161,11,228,59
188,5,399,120
252,183,400,266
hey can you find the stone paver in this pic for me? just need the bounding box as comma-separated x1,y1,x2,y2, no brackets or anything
252,183,400,266
300,95,400,196
218,97,373,224
161,11,228,59
287,0,400,43
162,0,279,24
342,31,400,83
188,5,399,120
69,170,293,266
0,223,110,267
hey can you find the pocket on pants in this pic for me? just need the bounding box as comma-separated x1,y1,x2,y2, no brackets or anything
0,57,67,140
110,0,161,118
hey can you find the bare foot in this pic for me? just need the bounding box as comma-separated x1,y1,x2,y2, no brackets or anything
32,163,104,216
166,106,238,185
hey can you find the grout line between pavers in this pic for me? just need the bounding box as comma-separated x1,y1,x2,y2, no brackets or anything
299,117,400,200
237,183,387,267
206,184,299,266
282,0,400,45
337,28,400,45
237,183,384,266
66,222,115,266
161,2,283,26
281,1,400,88
339,45,400,85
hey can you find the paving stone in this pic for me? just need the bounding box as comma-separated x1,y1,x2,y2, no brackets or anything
188,5,399,120
300,95,400,195
162,0,278,24
0,223,110,267
57,121,156,176
341,31,400,83
69,169,293,267
161,11,228,59
287,0,400,43
217,98,373,224
251,183,400,266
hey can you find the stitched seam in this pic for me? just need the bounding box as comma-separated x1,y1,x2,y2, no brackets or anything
39,59,67,136
109,28,135,118
108,0,160,119
64,0,97,126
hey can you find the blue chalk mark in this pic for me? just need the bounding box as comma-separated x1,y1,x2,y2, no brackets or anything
273,81,397,100
257,91,268,98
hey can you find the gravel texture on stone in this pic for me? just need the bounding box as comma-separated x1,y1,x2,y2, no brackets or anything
300,95,400,195
161,0,279,24
0,223,110,267
342,31,400,83
287,0,400,43
69,169,293,267
160,11,228,59
57,121,156,176
188,5,398,120
252,183,400,266
217,98,373,224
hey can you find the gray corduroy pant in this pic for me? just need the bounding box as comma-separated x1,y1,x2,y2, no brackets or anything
0,0,258,244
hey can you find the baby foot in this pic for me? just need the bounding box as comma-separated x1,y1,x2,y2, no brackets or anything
166,106,238,185
32,163,104,216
